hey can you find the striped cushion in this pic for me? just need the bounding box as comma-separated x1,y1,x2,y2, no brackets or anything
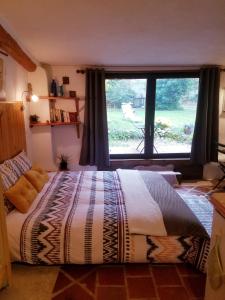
4,159,22,179
9,151,32,176
0,162,18,214
0,152,31,214
0,162,18,190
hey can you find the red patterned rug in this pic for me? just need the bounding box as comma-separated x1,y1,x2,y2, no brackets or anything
51,183,211,300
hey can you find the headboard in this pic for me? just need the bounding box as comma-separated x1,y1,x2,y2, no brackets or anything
0,102,26,163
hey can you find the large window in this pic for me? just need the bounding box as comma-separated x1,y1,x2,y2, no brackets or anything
106,72,199,158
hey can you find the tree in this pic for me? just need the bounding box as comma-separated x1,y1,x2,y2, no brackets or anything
105,79,137,108
156,78,198,110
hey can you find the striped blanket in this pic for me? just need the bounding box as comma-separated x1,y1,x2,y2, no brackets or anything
6,170,211,272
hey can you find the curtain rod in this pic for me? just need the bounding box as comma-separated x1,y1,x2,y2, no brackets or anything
77,67,225,74
76,68,199,74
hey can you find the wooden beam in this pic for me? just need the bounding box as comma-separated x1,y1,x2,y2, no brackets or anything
0,25,36,72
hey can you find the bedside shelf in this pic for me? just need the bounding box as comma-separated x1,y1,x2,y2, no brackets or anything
30,121,81,137
29,95,81,138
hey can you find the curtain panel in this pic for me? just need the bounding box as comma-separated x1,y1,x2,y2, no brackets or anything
191,67,220,164
79,68,110,170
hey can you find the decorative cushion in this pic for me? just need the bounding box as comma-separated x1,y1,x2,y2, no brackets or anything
0,162,18,214
7,151,32,177
32,165,49,181
4,197,15,214
4,176,37,213
0,162,18,190
24,169,49,192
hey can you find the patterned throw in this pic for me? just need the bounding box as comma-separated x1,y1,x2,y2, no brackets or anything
6,171,211,272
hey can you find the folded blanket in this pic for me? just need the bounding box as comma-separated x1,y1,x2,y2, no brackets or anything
117,169,167,236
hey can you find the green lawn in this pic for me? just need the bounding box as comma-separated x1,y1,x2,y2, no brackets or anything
107,107,196,146
107,108,196,130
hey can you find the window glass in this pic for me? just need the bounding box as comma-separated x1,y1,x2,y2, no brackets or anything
105,74,199,158
154,78,199,154
106,79,146,154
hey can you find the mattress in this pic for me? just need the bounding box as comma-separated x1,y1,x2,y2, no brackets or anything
6,170,212,272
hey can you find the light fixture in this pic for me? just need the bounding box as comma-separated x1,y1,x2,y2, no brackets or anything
26,83,39,102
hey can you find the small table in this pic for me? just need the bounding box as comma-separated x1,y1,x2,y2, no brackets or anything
135,124,158,153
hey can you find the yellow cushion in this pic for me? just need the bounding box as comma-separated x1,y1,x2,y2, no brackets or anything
4,176,37,213
24,169,49,192
31,165,49,181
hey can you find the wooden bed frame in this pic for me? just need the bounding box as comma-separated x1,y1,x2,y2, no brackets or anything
0,101,26,288
0,102,26,163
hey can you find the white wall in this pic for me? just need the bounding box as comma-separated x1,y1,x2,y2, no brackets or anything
0,54,27,101
27,65,87,171
27,66,56,170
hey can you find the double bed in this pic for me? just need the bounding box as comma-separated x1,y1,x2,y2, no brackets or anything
5,167,212,272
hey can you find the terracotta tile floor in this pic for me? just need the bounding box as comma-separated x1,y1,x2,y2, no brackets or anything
51,183,211,300
52,263,206,300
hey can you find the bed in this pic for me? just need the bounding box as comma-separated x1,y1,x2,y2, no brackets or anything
5,168,212,272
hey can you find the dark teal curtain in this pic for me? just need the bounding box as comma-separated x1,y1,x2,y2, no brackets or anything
191,67,220,164
79,68,110,170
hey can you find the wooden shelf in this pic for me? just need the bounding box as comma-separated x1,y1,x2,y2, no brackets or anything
38,96,80,100
29,95,81,138
30,121,80,127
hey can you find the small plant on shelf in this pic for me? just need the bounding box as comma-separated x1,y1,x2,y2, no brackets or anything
30,114,40,123
57,154,70,171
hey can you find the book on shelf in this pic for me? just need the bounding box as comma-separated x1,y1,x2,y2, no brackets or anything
50,108,77,123
69,112,78,122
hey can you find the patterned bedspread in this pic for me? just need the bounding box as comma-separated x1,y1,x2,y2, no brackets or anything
6,171,211,272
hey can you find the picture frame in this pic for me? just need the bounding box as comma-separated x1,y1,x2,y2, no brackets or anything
62,76,69,84
69,90,76,98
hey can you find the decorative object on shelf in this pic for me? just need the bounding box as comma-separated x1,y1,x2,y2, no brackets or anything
69,112,78,122
30,114,40,123
29,96,81,138
50,79,58,97
69,90,76,98
58,83,64,97
62,76,69,84
23,83,39,102
57,154,70,171
76,69,85,74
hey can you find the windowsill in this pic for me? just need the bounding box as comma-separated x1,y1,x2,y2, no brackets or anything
110,157,190,161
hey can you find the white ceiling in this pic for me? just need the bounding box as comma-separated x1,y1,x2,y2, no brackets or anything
1,0,225,66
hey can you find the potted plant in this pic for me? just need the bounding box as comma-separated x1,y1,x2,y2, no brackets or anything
30,114,40,123
57,154,70,171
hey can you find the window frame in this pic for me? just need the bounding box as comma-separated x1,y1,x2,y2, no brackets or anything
106,70,200,160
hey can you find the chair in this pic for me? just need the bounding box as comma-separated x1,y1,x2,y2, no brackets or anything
213,142,225,189
121,103,142,122
121,103,158,154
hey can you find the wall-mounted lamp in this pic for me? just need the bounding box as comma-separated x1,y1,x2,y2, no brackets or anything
26,83,39,102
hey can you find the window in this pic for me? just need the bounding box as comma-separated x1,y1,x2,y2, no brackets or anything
105,72,199,159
